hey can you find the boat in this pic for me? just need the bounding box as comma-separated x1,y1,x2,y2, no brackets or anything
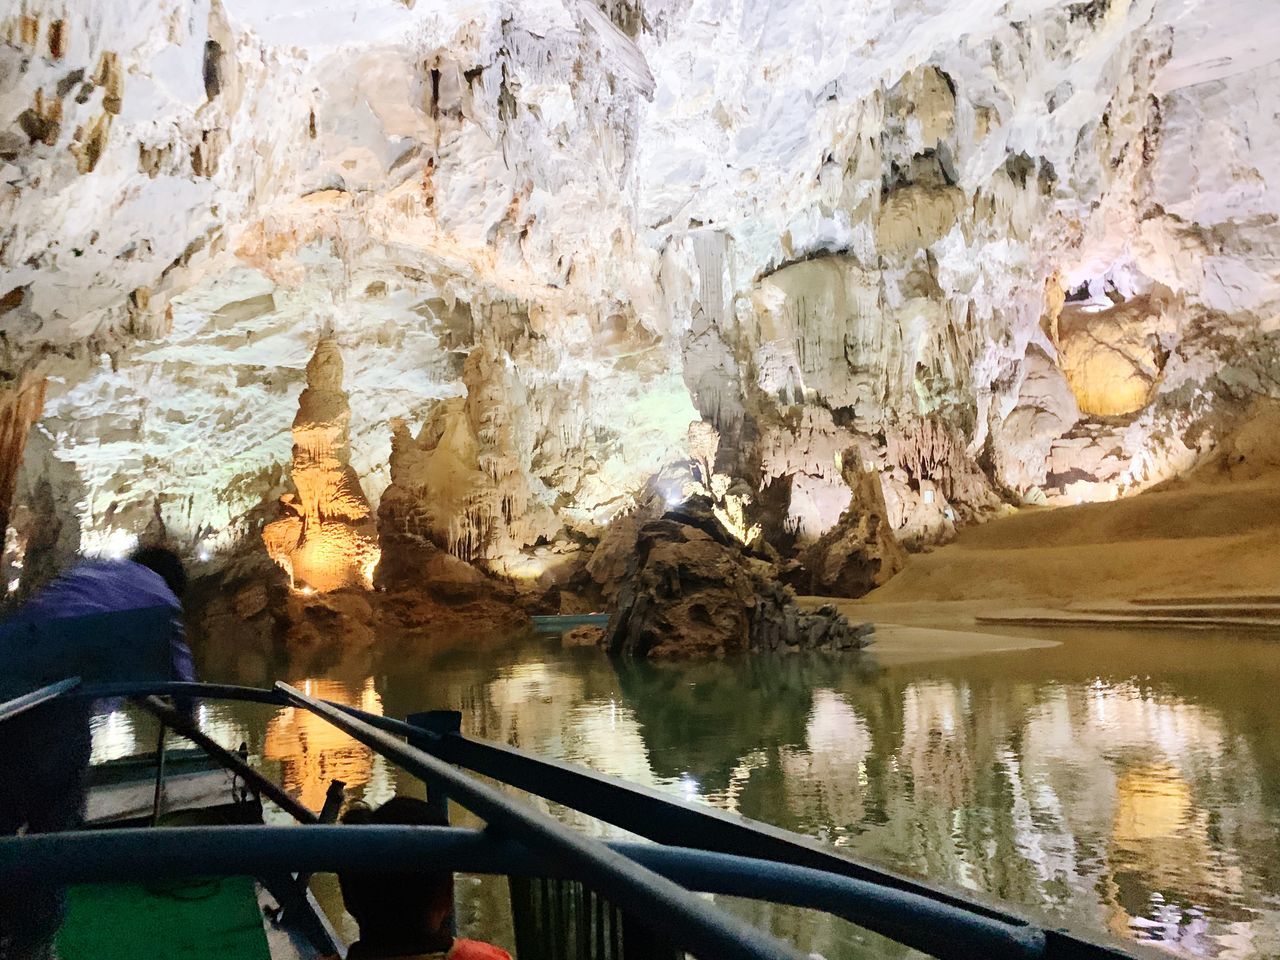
0,677,1141,960
86,747,235,825
531,613,611,633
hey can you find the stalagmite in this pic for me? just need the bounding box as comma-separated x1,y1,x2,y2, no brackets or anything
684,419,760,546
375,335,558,580
263,336,379,593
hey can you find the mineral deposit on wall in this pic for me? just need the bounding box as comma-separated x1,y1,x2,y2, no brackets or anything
1,0,1277,594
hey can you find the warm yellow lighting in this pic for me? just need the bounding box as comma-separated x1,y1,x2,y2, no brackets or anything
265,677,385,812
263,337,380,595
1112,764,1193,843
1057,296,1161,416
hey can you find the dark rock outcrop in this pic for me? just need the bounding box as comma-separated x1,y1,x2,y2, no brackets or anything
604,499,873,660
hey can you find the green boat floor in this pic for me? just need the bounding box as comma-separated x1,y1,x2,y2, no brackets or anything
57,877,272,960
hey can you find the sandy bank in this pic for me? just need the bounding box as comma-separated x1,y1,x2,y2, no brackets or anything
798,415,1280,660
797,597,1060,665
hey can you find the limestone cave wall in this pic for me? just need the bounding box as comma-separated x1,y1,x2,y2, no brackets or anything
1,0,1278,591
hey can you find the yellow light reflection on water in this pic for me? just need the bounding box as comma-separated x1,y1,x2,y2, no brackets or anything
264,677,386,812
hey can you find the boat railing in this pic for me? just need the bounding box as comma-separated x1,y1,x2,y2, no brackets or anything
0,679,1140,960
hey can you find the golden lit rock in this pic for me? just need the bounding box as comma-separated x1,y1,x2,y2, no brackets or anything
263,336,379,593
684,420,760,546
264,677,384,811
1056,296,1167,417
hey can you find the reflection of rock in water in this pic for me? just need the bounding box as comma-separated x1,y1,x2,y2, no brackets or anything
778,690,873,830
897,680,976,811
176,619,1280,960
612,653,878,792
184,607,1280,960
1106,761,1213,945
264,677,386,811
1104,763,1247,945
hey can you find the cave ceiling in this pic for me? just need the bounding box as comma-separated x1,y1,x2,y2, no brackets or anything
1,0,1277,567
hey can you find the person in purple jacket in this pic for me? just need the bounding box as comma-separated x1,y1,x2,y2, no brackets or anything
0,545,195,960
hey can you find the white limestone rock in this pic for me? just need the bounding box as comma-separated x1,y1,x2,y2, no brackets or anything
1,0,1278,580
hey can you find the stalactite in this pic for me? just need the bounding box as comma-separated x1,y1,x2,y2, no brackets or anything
886,418,961,498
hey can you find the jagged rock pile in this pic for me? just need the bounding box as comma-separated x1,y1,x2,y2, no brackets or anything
604,500,873,660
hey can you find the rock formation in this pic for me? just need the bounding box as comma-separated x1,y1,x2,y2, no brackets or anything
263,336,379,593
376,335,560,583
1056,294,1168,417
1,0,1278,609
604,499,873,660
684,419,761,546
800,453,906,599
0,372,46,539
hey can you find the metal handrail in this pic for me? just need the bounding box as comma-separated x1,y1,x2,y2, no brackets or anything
136,695,318,824
362,709,1023,912
275,681,808,960
26,679,1140,959
0,825,1050,960
0,677,81,723
11,679,803,960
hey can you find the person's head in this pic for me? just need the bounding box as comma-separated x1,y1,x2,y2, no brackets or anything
338,796,453,956
129,546,188,598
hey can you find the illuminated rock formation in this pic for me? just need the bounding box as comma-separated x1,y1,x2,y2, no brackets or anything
263,336,379,593
376,335,559,581
1056,294,1167,417
0,371,46,540
2,0,1280,587
684,420,760,546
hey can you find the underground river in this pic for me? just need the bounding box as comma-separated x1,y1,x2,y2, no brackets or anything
90,626,1280,960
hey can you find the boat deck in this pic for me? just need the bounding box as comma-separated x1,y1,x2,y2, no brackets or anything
59,878,273,960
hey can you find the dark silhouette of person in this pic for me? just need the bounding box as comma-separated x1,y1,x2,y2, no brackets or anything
338,796,511,960
0,546,194,959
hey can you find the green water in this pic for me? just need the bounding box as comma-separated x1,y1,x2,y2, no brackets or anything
92,626,1280,959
